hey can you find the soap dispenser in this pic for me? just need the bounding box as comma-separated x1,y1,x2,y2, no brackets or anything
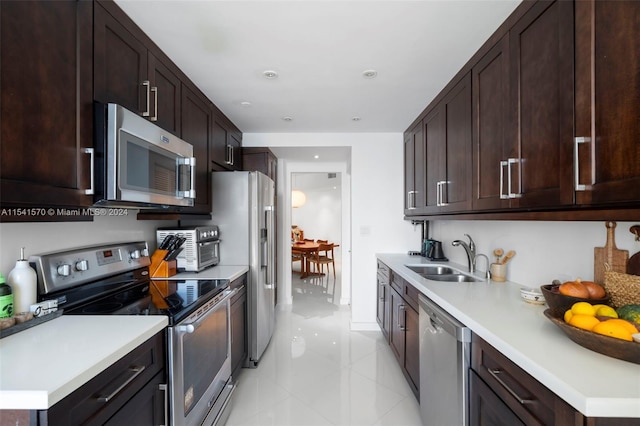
7,248,37,314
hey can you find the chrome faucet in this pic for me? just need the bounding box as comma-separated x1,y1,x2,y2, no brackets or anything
452,234,476,273
474,254,491,280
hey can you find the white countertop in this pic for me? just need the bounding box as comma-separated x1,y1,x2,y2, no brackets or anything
154,265,249,282
0,315,167,410
377,253,640,419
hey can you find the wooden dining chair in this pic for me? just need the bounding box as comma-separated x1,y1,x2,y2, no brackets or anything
309,243,336,279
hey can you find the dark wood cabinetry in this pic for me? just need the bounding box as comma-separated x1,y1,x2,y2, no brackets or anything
94,1,181,136
376,261,391,341
470,335,640,426
0,0,94,210
230,274,248,377
406,0,639,220
388,272,419,398
211,110,243,172
43,331,166,426
181,84,213,214
242,147,278,182
404,122,425,214
507,0,574,209
574,0,640,206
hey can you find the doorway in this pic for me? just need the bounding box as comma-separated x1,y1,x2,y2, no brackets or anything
290,172,342,312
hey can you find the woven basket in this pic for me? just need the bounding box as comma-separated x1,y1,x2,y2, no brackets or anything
604,268,640,308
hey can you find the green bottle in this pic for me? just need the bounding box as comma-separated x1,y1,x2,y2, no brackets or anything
0,272,14,318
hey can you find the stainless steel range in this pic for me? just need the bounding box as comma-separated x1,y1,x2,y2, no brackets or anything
29,241,236,426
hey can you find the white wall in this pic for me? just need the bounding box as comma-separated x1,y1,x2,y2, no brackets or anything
291,172,342,245
243,133,417,330
0,215,172,276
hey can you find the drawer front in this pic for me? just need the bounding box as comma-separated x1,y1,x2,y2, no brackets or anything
472,335,553,425
47,331,166,425
377,260,390,281
390,271,404,294
402,281,419,311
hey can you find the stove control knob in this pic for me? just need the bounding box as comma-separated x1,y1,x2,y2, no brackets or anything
75,260,89,272
129,250,141,260
57,264,72,277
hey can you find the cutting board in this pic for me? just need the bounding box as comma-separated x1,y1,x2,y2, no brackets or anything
627,225,640,276
594,221,628,285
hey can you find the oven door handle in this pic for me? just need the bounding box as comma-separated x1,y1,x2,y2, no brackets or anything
176,288,238,334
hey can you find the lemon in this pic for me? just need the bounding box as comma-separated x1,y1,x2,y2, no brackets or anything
571,302,596,316
595,305,618,319
568,314,600,331
564,309,573,323
592,320,633,341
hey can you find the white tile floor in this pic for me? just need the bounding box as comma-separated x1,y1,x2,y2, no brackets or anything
226,270,422,426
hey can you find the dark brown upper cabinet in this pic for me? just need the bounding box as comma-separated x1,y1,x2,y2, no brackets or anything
0,0,94,211
181,84,213,214
422,73,472,214
506,0,574,209
211,108,243,171
404,121,425,215
472,35,510,211
574,0,640,207
94,1,181,136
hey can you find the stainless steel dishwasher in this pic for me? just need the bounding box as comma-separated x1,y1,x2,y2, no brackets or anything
419,294,472,426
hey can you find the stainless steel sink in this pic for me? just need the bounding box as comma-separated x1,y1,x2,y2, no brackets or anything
405,264,482,282
407,265,457,275
422,274,479,282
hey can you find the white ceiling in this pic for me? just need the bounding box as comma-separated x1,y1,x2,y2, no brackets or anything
113,0,521,134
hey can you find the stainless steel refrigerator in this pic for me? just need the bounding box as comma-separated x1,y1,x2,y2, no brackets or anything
211,171,276,367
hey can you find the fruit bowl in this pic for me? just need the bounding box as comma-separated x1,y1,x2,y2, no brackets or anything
544,308,640,364
540,284,610,312
520,288,545,305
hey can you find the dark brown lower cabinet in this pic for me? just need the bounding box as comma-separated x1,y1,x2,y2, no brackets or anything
389,279,419,399
230,274,248,377
42,331,166,426
376,261,391,341
471,335,640,426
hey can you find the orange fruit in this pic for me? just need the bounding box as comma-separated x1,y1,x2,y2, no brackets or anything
592,320,633,341
602,319,638,335
568,314,600,331
564,309,573,323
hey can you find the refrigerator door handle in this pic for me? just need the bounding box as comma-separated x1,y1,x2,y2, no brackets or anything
265,205,276,288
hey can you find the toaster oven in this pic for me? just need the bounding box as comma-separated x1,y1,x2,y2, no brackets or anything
157,226,219,272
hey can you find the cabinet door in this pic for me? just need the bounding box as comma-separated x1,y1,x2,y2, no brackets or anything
574,0,640,206
0,0,94,209
181,84,212,213
472,35,510,211
227,132,243,171
389,287,406,364
230,283,247,376
376,275,389,341
508,0,574,208
470,370,525,426
211,118,229,169
94,2,147,114
404,304,419,396
242,148,277,182
423,106,445,212
103,372,167,426
404,122,425,215
148,52,181,137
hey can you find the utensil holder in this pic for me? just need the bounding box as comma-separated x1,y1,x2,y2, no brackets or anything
150,250,177,278
490,263,507,282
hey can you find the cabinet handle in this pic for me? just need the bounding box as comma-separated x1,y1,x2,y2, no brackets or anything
150,86,158,122
486,368,534,405
225,144,232,165
97,365,146,403
507,158,522,198
574,137,593,191
141,80,151,117
407,190,417,210
499,160,508,199
399,304,406,331
230,144,234,166
84,147,94,195
158,383,168,426
437,181,450,206
379,284,385,300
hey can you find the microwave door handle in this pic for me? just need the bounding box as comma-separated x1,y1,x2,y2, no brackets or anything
176,157,197,199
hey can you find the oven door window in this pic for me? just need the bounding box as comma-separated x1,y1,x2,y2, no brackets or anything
180,302,229,416
119,129,187,196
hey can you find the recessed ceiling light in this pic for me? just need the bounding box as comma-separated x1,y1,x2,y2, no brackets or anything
282,116,293,121
314,155,319,159
240,101,252,107
352,116,361,121
263,70,278,79
362,69,377,79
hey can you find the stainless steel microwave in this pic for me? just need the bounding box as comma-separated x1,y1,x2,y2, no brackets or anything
94,103,196,208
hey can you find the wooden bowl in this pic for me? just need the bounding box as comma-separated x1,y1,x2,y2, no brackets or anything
544,308,640,364
540,284,610,312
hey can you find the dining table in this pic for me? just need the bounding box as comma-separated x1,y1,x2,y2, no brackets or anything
292,241,339,279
